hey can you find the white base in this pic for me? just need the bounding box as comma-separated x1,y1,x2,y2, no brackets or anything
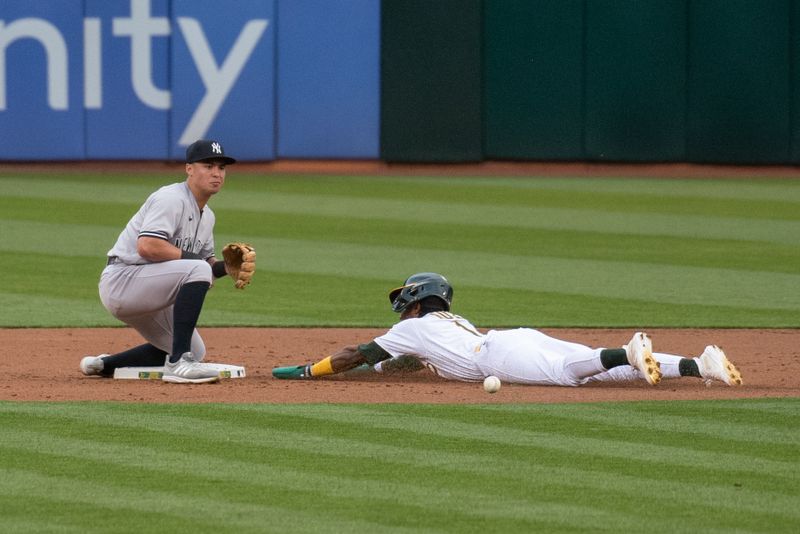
113,363,246,380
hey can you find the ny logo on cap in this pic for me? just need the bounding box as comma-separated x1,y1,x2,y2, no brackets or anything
211,142,222,154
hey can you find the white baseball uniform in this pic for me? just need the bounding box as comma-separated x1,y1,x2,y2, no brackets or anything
98,181,216,359
374,311,685,386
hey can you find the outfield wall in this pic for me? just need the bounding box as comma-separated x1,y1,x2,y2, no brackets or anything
1,0,798,164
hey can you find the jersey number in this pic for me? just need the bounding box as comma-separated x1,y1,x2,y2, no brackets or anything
432,311,482,337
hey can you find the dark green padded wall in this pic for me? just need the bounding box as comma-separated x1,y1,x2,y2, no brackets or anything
687,0,792,164
380,0,483,162
584,1,687,161
791,0,800,162
382,0,799,164
483,0,584,159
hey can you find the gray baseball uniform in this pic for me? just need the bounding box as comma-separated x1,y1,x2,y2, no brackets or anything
99,181,216,359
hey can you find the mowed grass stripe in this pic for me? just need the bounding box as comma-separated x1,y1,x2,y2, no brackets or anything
205,270,797,327
2,429,790,521
0,290,312,327
212,193,800,242
0,240,796,327
0,293,114,327
4,220,796,311
384,175,800,204
4,179,800,245
432,284,797,327
4,174,800,218
0,445,777,534
0,434,648,532
1,402,797,532
0,469,397,533
215,404,797,480
0,410,788,532
255,238,799,311
4,403,795,483
217,212,798,273
3,174,798,327
0,502,87,534
248,233,797,309
1,220,120,257
6,197,799,275
3,262,793,327
478,401,800,446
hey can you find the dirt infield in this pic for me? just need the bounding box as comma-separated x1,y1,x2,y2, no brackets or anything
1,327,796,403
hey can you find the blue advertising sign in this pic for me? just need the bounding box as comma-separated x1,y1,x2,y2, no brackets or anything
84,0,170,159
0,1,84,159
277,0,380,158
170,0,274,161
0,0,379,161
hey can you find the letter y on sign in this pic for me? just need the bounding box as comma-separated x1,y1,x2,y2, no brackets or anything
177,18,268,145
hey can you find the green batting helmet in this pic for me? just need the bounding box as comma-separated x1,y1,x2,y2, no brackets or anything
388,272,453,313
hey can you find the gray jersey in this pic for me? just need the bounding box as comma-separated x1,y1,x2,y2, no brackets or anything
107,181,216,264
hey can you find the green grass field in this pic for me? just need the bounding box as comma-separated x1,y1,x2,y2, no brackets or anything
1,399,798,533
1,171,798,532
1,172,799,327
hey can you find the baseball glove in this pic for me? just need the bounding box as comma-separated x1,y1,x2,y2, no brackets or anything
222,242,256,289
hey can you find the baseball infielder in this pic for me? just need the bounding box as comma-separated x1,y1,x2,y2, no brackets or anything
273,272,743,387
80,139,255,384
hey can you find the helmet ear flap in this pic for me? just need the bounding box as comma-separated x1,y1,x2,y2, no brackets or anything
388,287,403,304
388,273,453,313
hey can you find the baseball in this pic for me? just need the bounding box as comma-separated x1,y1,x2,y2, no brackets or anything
483,375,501,393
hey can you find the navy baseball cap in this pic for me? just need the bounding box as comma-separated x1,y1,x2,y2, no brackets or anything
185,139,236,164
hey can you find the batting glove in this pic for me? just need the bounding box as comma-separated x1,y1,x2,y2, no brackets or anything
272,365,312,379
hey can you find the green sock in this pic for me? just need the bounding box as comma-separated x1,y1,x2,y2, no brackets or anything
600,348,628,369
679,358,702,377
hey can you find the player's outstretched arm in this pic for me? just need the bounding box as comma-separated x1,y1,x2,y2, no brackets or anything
272,345,366,379
374,354,425,374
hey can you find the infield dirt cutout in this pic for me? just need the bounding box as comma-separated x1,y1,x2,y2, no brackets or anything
1,327,797,403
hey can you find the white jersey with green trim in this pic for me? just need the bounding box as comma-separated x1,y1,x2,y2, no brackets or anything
373,311,693,386
374,311,487,381
374,311,618,386
107,181,216,265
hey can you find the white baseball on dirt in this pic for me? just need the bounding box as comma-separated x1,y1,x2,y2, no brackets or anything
483,375,501,393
